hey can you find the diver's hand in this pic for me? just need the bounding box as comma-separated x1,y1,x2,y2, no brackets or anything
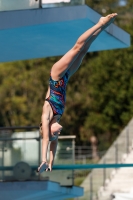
46,163,52,172
49,131,60,141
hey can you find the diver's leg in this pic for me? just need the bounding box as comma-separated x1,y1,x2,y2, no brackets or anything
51,13,117,80
68,27,102,77
46,138,58,172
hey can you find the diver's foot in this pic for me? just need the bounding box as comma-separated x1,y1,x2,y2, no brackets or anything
98,13,118,27
37,161,48,173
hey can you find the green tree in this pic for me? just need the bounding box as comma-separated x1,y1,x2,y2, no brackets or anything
0,59,54,126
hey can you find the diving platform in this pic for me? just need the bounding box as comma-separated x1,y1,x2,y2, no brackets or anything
0,5,130,63
0,181,83,200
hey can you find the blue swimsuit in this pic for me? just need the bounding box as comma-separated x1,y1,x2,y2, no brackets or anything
46,70,69,116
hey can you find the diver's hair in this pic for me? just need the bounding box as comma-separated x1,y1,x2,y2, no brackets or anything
39,122,43,138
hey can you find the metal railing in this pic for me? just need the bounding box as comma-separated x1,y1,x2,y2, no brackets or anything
0,126,76,186
0,0,85,12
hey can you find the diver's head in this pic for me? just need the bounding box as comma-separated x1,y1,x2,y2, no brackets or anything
49,122,63,141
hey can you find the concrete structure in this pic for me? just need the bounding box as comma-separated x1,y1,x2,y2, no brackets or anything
98,149,133,200
0,5,130,63
80,119,133,200
0,181,83,200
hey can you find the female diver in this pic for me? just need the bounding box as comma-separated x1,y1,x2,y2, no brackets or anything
37,13,118,173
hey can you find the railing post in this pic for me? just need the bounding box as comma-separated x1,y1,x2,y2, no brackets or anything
37,130,41,180
126,126,129,154
39,0,42,8
72,138,75,164
1,141,5,180
115,143,118,170
115,143,118,163
103,158,106,189
38,137,41,163
72,138,75,185
78,146,81,160
90,172,93,200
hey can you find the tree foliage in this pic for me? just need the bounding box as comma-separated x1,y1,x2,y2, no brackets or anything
0,1,133,150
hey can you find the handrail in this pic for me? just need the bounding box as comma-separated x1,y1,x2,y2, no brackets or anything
1,163,133,171
0,137,40,141
0,126,38,131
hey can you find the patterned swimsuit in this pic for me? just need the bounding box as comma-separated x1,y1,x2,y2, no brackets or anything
46,70,69,116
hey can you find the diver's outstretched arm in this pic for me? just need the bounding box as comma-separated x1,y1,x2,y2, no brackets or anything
48,139,58,171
